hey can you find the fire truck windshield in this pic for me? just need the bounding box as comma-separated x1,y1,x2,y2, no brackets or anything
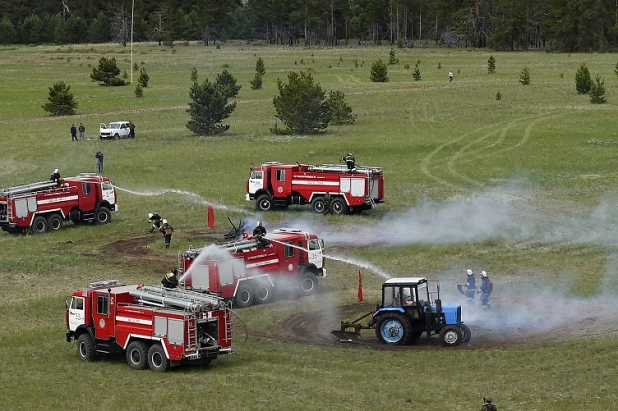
250,171,263,179
308,239,321,250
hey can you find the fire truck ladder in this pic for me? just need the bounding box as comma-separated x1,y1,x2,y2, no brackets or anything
129,286,225,312
308,164,383,176
1,180,58,197
219,238,262,253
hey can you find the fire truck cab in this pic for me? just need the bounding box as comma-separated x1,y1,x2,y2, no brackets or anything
180,228,326,308
66,280,233,372
0,173,118,234
246,161,384,214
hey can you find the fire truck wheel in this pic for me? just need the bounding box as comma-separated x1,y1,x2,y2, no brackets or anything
31,215,48,234
311,197,325,213
95,207,112,224
256,195,273,211
47,214,62,231
126,340,149,370
148,344,170,372
77,333,97,361
299,271,318,296
235,283,254,308
254,283,274,304
459,324,472,343
375,313,412,345
439,325,463,347
331,198,349,215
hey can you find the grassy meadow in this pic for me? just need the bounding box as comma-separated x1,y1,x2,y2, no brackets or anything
1,42,618,410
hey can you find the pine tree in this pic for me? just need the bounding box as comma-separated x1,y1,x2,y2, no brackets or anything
413,66,421,81
327,90,356,124
589,75,606,104
138,68,149,87
42,81,78,115
215,69,241,98
388,48,397,65
272,71,331,134
519,66,530,85
134,83,144,97
575,63,592,94
488,55,496,74
186,73,237,135
370,59,388,82
0,17,17,44
90,57,126,86
255,57,265,77
250,72,263,90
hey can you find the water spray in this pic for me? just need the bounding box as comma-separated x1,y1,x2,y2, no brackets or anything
116,186,245,212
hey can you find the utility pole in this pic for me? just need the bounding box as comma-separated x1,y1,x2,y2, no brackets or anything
130,0,134,84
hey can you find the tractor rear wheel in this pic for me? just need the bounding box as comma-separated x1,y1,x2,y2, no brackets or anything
126,340,149,370
234,282,254,308
77,333,97,362
459,324,472,343
331,198,349,215
311,196,325,213
47,214,63,231
439,325,463,347
31,215,48,234
256,195,273,211
148,344,170,372
375,313,412,345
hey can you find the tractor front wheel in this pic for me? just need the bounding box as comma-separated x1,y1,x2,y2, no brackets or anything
439,325,463,347
459,324,472,343
256,195,273,211
375,313,412,345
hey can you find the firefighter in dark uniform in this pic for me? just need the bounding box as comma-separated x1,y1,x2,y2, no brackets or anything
465,268,477,305
323,192,333,215
161,268,179,288
478,270,492,308
341,153,356,172
49,169,61,184
160,219,174,249
148,212,163,233
480,397,497,411
253,220,266,237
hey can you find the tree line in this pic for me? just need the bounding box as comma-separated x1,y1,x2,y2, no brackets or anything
0,0,617,52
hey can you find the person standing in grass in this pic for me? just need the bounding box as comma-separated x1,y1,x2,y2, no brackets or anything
70,124,77,141
478,270,493,308
449,71,454,83
160,219,174,249
464,269,477,304
95,151,104,173
78,122,85,140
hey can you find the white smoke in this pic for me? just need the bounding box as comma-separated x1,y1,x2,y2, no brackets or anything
116,186,245,212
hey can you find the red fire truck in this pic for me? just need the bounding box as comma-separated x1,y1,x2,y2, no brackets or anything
66,280,234,372
179,228,326,308
0,173,118,234
246,162,384,214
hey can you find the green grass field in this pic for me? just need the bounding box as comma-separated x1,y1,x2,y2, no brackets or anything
2,42,618,410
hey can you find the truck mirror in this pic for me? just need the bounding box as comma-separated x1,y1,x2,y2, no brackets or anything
65,300,69,310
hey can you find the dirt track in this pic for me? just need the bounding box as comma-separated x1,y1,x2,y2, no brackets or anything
103,234,618,350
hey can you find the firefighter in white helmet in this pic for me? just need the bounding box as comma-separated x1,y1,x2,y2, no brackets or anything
148,212,162,233
159,219,174,249
49,168,61,184
253,220,266,237
464,269,477,304
478,271,493,308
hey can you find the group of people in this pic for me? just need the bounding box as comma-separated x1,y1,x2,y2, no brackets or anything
148,212,174,249
70,123,86,141
462,268,493,308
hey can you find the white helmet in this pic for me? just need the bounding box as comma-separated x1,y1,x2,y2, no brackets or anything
466,269,473,275
257,220,262,226
54,168,59,173
162,219,168,224
481,271,488,277
148,213,153,218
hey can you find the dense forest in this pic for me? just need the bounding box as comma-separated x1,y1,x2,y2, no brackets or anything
0,0,617,51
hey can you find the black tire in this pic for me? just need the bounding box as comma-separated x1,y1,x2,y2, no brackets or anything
459,324,472,343
299,270,319,296
439,325,463,347
95,206,112,224
311,196,325,213
47,214,62,231
375,313,412,345
126,340,149,370
409,326,424,344
31,215,48,234
114,133,120,139
331,198,349,215
77,333,97,361
256,194,273,212
234,282,254,308
148,344,170,372
254,282,274,304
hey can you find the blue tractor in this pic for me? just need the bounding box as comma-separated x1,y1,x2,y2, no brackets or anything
332,277,471,346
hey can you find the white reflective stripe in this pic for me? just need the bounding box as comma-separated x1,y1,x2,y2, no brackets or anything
291,180,339,186
37,195,79,205
116,316,153,326
246,259,279,268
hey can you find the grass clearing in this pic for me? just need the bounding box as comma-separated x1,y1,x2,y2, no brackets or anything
1,43,618,410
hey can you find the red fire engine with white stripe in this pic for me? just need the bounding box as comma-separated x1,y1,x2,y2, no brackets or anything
246,162,384,214
179,228,326,308
0,173,118,234
66,280,234,372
